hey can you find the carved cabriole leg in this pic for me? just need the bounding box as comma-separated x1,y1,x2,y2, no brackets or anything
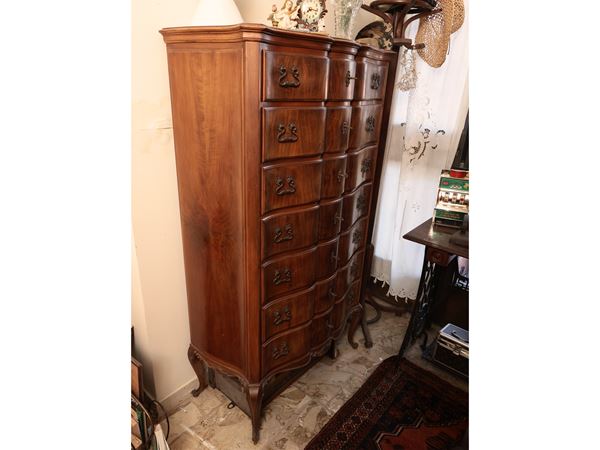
187,345,207,397
247,384,263,444
207,367,216,388
347,307,362,349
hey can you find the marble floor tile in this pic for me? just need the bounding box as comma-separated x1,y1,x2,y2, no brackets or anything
162,309,465,449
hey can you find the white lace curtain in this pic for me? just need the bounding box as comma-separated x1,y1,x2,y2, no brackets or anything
370,2,469,300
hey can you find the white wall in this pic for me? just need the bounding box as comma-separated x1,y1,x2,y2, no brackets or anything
132,0,385,405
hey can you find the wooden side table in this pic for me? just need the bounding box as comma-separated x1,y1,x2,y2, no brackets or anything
399,218,469,356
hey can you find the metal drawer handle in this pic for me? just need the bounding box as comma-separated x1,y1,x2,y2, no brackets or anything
274,224,294,243
371,73,381,90
279,65,301,88
366,115,376,133
273,305,292,326
277,122,298,143
341,121,352,136
333,213,344,225
352,229,362,245
337,170,349,183
275,176,296,196
328,288,337,299
272,341,289,359
273,268,292,285
345,70,358,87
361,157,372,176
357,194,367,214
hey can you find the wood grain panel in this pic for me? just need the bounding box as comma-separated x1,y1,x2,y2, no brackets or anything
321,153,348,199
261,204,319,260
324,106,352,154
314,273,338,314
262,324,311,376
341,183,372,232
262,107,326,162
349,104,383,150
263,51,329,101
317,197,343,241
262,286,315,342
262,159,322,213
328,58,357,101
354,60,389,101
262,246,318,302
345,145,377,193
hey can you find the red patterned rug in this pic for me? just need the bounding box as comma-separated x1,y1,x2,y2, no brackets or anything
305,356,468,450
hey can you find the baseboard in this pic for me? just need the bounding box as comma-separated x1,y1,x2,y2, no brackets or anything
157,377,198,417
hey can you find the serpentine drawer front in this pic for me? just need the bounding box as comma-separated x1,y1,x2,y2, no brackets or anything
161,24,395,443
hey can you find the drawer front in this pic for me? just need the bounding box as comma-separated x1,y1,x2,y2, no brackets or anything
262,287,315,342
263,107,326,162
262,205,319,260
354,61,388,101
338,216,368,264
262,160,322,214
263,51,329,101
341,183,372,231
263,325,311,375
318,197,343,241
262,247,317,302
316,237,339,280
345,280,361,309
337,249,364,296
330,299,346,336
345,145,376,193
349,104,383,150
321,154,348,199
311,311,332,350
328,59,357,101
315,273,337,315
324,106,352,154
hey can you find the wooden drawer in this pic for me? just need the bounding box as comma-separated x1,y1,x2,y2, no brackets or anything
349,104,383,150
316,237,339,280
328,58,357,101
314,273,337,315
324,106,352,154
261,205,319,260
317,197,343,241
262,325,311,375
262,246,317,302
262,286,315,342
262,107,326,162
337,250,364,296
311,310,332,351
330,298,346,336
321,154,348,200
345,145,376,193
345,280,361,308
263,50,329,101
354,60,388,101
262,160,322,214
338,217,368,264
341,183,372,231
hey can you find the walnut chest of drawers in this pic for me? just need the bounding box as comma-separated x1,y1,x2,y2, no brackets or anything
160,24,395,443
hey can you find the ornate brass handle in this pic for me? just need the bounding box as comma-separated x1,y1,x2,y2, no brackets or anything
279,65,300,88
357,194,367,214
277,122,298,143
333,213,344,225
352,229,362,245
371,73,381,90
272,341,289,359
273,268,292,285
366,115,376,133
345,70,358,87
273,305,292,326
274,224,294,243
337,170,349,183
341,121,352,136
275,176,296,196
361,157,372,176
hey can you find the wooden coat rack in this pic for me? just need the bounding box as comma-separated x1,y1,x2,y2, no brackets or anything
361,0,441,49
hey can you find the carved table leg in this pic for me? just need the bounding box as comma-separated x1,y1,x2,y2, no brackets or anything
207,367,216,388
187,345,207,397
360,305,374,348
347,307,362,349
247,384,263,444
